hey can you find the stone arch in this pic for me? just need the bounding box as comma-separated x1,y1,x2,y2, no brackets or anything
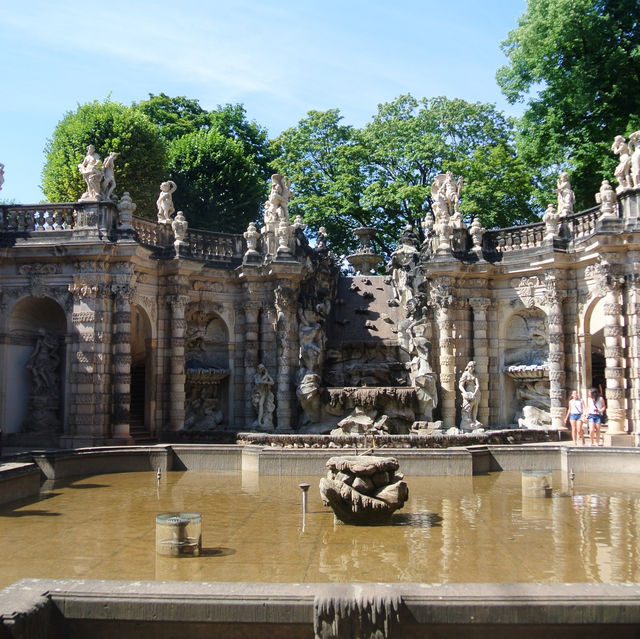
2,296,67,441
130,304,154,439
581,295,608,394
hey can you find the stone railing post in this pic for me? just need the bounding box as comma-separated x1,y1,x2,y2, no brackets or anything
470,297,490,426
166,294,190,431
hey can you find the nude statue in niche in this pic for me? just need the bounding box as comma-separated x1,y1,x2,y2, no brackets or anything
252,363,275,430
458,360,481,430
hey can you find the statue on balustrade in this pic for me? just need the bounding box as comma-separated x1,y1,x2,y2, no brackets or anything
629,130,640,189
78,145,103,200
0,162,4,191
157,180,177,224
458,360,481,430
612,135,632,191
554,172,575,217
101,152,118,200
252,363,275,430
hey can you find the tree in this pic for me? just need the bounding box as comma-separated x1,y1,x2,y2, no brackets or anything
272,95,535,257
497,0,640,209
168,128,267,234
137,95,273,230
42,100,167,214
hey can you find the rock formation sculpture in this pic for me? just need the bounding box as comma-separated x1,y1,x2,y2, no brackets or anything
157,180,177,224
319,455,408,524
252,363,275,430
458,360,481,430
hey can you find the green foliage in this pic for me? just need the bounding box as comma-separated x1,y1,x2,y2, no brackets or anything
168,128,267,234
497,0,640,209
42,100,167,214
272,95,535,257
137,93,209,142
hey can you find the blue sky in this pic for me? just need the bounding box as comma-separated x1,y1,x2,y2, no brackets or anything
0,0,527,204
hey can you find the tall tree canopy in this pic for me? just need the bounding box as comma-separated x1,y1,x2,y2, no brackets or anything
42,95,273,230
497,0,640,209
42,100,166,213
272,95,535,257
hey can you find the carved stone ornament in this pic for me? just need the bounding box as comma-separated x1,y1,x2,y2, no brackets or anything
595,179,618,218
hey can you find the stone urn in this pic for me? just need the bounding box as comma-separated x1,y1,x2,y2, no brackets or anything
319,455,408,525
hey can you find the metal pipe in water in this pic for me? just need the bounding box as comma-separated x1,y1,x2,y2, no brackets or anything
299,483,310,532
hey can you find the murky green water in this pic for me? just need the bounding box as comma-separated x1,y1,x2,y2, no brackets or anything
1,470,640,588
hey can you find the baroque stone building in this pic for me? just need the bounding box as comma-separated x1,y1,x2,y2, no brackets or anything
2,140,640,447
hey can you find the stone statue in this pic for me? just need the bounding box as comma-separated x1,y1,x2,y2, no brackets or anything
595,179,618,218
252,363,275,430
101,151,118,200
0,162,4,191
543,203,560,239
388,226,418,305
629,130,640,188
184,387,223,430
458,360,481,430
157,180,177,224
316,226,328,252
78,145,103,200
554,172,575,217
431,172,463,250
172,211,188,244
268,174,292,222
319,456,409,525
23,331,61,433
298,308,324,375
612,135,632,191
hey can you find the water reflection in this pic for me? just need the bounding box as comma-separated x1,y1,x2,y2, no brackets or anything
1,470,640,587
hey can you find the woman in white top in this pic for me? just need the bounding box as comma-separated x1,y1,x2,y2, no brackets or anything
564,390,585,445
587,387,606,446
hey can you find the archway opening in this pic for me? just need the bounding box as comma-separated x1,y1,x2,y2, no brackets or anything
5,296,67,444
130,305,153,441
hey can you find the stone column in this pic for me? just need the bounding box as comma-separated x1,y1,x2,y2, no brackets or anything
167,294,190,431
112,284,132,440
431,278,456,427
545,279,567,430
603,278,626,434
243,301,261,428
626,276,640,438
274,282,296,431
469,297,490,426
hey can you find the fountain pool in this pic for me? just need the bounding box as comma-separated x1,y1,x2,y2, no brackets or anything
2,468,640,589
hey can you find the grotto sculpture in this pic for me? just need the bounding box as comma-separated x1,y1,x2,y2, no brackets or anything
319,455,409,524
24,330,61,432
458,360,481,430
252,363,275,430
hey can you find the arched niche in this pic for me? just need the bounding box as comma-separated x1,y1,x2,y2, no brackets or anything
130,305,154,438
502,308,550,426
4,296,67,436
184,307,231,429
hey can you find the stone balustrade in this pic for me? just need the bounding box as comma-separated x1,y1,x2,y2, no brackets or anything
0,203,77,232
